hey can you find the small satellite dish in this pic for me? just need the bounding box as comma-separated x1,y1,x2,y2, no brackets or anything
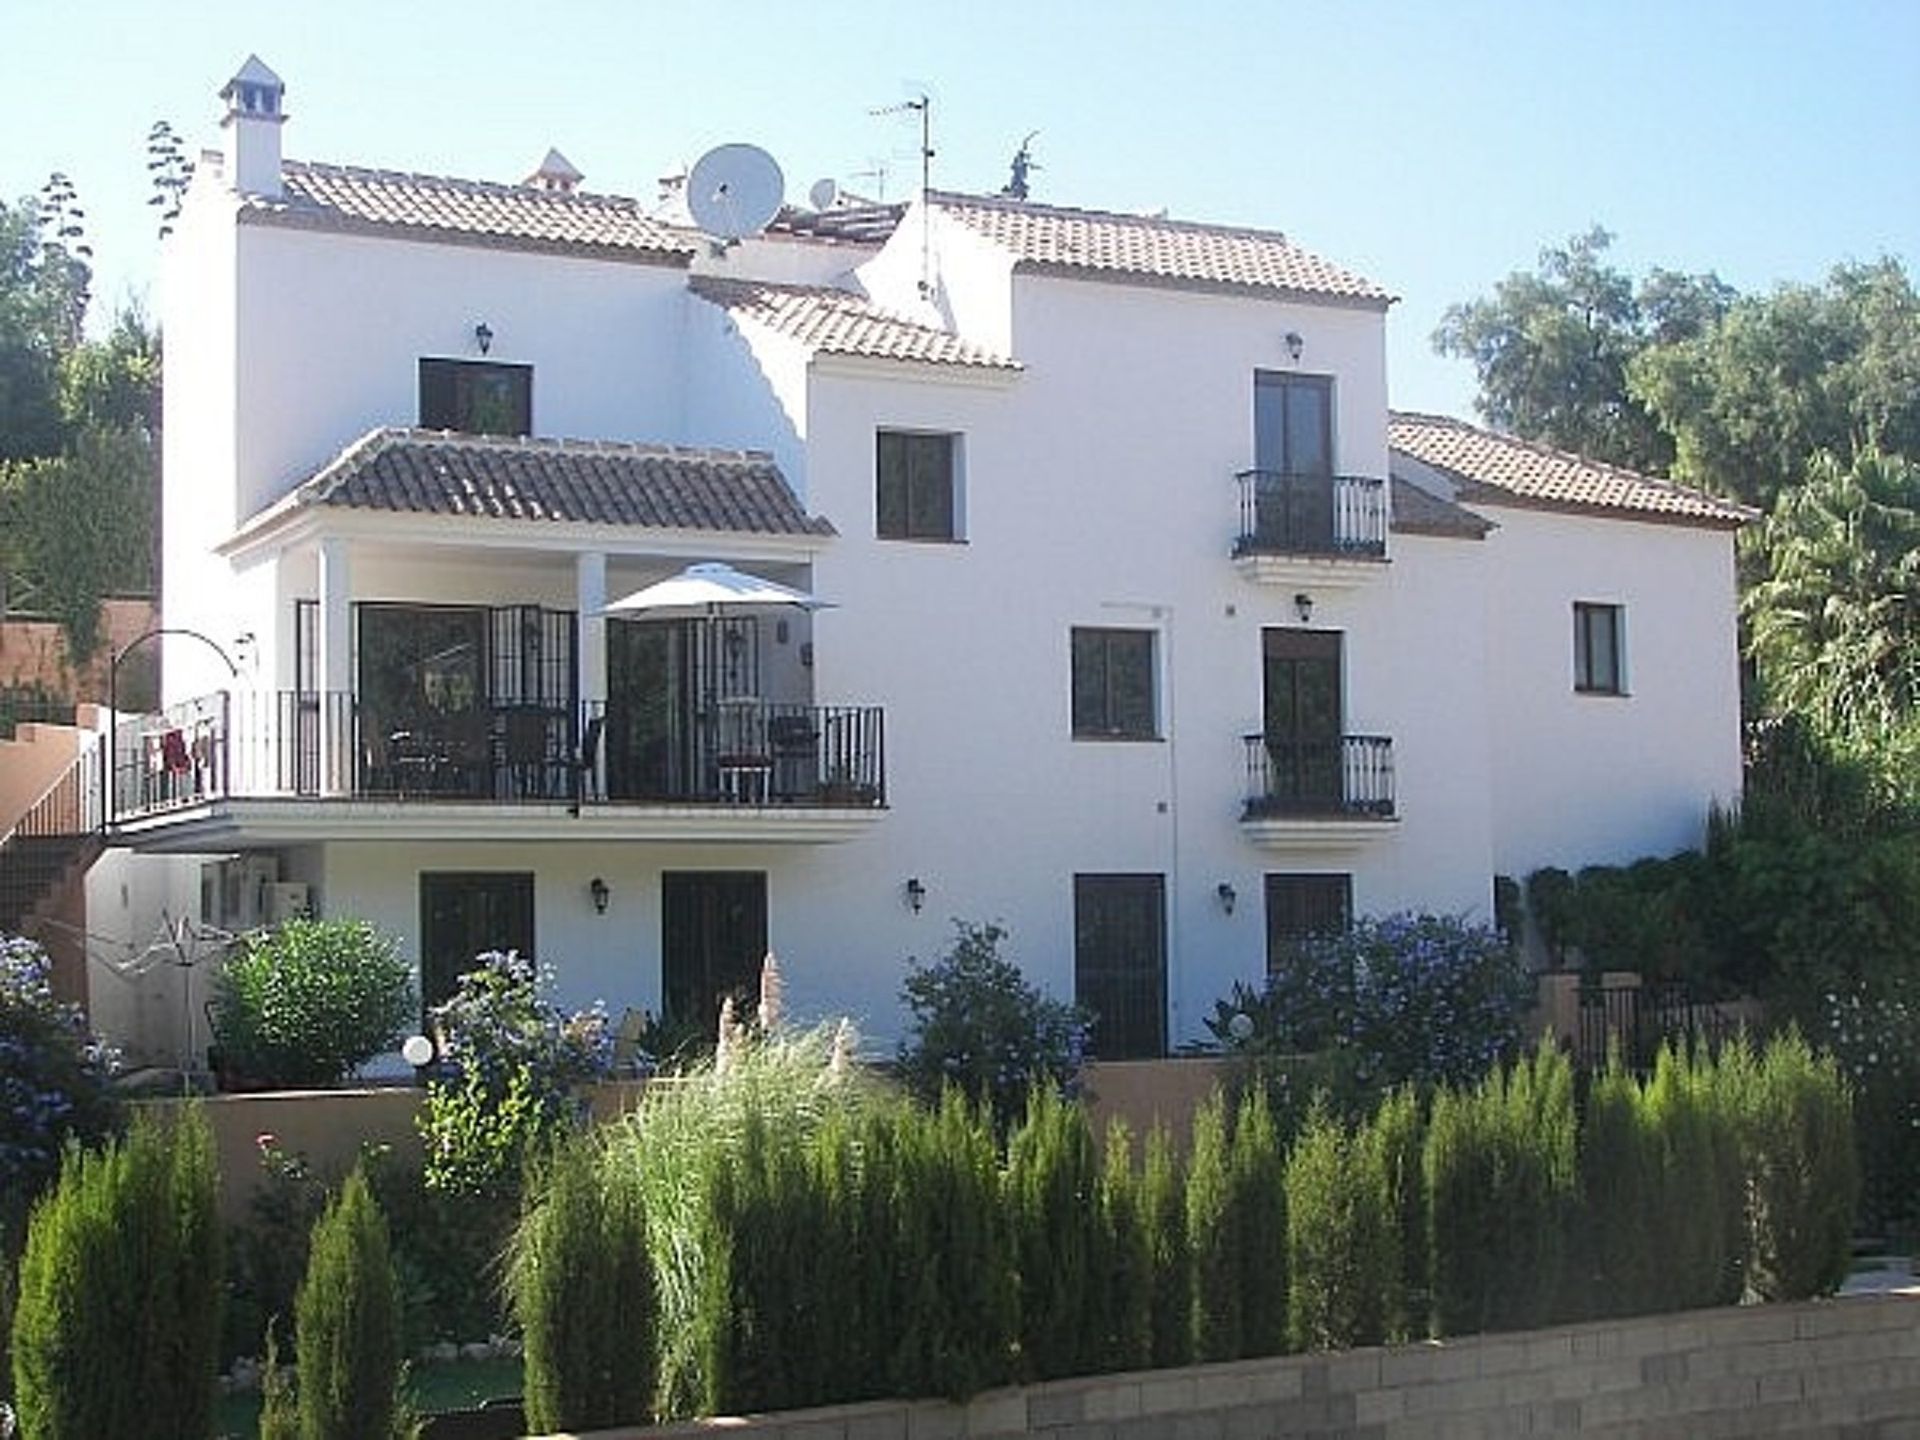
687,143,785,241
808,177,840,211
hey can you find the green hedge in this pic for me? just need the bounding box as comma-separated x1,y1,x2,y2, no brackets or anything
510,1031,1858,1417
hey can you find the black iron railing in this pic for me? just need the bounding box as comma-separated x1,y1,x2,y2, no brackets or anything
1233,471,1388,559
1242,734,1395,819
108,690,887,818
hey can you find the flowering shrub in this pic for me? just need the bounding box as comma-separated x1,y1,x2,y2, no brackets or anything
0,934,118,1229
895,921,1088,1128
1208,913,1528,1091
209,917,415,1086
1813,975,1920,1234
420,951,612,1198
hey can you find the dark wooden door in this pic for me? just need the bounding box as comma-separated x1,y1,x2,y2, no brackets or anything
661,871,768,1027
1073,873,1167,1059
419,871,535,1014
1262,629,1344,809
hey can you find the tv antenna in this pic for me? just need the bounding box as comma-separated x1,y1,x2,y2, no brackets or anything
872,93,935,296
686,143,785,251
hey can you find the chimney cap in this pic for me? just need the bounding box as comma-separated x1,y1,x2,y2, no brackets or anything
222,54,284,99
525,148,584,192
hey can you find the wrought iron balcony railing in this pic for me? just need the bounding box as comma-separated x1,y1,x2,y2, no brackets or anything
1233,471,1388,559
108,690,886,821
1242,733,1395,820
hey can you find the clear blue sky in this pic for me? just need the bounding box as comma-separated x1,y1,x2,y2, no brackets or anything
4,0,1914,417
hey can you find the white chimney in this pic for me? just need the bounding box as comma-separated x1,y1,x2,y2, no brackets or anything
220,55,286,198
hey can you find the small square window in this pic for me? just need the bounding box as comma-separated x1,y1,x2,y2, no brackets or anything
876,431,959,540
1574,602,1625,695
420,358,532,436
1072,628,1157,739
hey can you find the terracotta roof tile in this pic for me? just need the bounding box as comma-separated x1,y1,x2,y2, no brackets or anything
276,428,833,536
1388,412,1754,528
929,191,1391,306
690,277,1019,370
239,161,698,263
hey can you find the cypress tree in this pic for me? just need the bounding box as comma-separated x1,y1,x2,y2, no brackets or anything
1005,1086,1102,1380
1098,1121,1153,1372
1186,1090,1240,1361
514,1136,656,1434
1140,1125,1191,1369
12,1106,221,1440
1232,1086,1288,1355
294,1167,402,1440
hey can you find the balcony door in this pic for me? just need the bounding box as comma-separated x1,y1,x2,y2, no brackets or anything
1253,372,1334,549
1263,628,1343,809
661,871,767,1028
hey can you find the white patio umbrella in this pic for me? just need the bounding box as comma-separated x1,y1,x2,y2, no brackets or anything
600,561,831,617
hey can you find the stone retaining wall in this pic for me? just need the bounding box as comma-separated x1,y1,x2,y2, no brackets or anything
558,1292,1920,1439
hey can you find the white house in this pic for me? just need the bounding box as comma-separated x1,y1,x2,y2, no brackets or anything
74,58,1751,1065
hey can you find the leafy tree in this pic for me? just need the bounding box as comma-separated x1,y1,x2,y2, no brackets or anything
1742,448,1920,747
0,192,86,464
1433,227,1730,474
1633,259,1920,510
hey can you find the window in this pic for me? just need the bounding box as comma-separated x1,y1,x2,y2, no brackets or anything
1574,602,1625,694
419,358,532,436
876,430,958,540
1265,873,1351,978
1071,628,1158,739
1074,874,1167,1059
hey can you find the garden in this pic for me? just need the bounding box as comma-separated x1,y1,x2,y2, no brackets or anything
0,906,1872,1440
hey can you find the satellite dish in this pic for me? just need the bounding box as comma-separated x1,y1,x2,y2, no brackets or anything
687,143,785,241
808,177,840,211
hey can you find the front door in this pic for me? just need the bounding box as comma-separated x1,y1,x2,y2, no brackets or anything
1262,629,1344,810
1074,874,1167,1060
419,871,535,1015
661,871,768,1028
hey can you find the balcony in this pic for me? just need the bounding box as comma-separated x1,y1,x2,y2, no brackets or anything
105,691,887,850
1232,471,1389,588
1239,733,1397,851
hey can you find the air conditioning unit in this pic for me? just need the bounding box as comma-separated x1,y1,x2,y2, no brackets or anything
263,882,310,925
200,854,281,931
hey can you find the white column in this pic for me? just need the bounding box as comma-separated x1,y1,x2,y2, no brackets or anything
577,551,607,799
318,537,352,795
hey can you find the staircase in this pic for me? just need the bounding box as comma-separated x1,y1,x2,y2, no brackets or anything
0,745,104,938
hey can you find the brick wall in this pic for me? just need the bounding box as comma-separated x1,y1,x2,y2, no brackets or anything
567,1292,1920,1439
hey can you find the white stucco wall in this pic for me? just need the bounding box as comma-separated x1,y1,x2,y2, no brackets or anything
133,160,1746,1064
1478,505,1744,875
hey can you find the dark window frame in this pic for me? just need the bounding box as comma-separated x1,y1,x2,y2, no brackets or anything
418,870,535,1017
1573,601,1626,695
419,357,533,436
876,429,960,541
1071,627,1159,740
1264,872,1353,978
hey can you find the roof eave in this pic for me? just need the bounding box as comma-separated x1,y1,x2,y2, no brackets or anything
1012,261,1394,310
809,350,1024,386
237,204,696,269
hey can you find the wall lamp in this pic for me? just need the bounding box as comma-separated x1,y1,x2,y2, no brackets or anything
589,876,610,914
1294,591,1314,624
474,321,494,355
904,877,927,913
1283,331,1304,362
1216,881,1237,915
